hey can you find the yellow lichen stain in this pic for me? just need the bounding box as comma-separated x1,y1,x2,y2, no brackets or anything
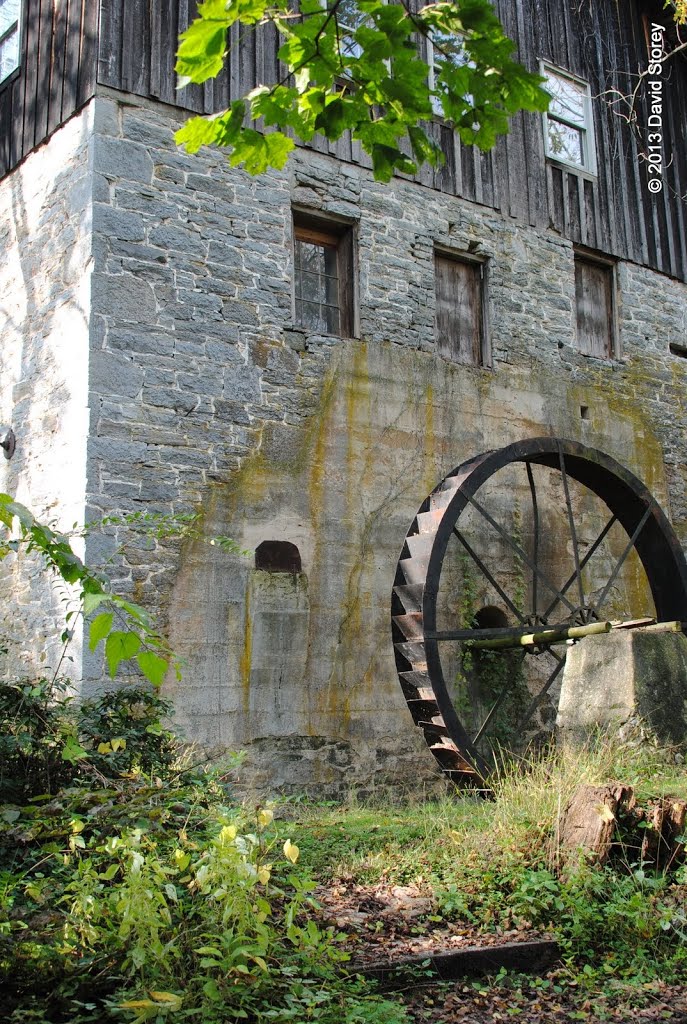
345,341,371,511
222,449,271,516
307,368,339,528
568,368,666,499
239,578,253,714
423,380,437,495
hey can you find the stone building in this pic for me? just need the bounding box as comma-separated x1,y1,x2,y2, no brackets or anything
1,0,686,794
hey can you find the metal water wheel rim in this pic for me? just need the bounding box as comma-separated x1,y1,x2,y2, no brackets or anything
391,437,687,787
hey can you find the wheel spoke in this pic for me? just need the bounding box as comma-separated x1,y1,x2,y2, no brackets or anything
515,655,565,731
472,651,526,745
453,528,526,624
595,505,654,614
525,462,539,618
558,444,586,612
542,513,617,621
465,493,578,615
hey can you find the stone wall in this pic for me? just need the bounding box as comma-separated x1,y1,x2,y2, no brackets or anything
0,107,94,680
2,89,686,794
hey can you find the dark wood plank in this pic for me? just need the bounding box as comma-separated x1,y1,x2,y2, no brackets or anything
34,0,53,145
63,0,83,117
514,0,547,228
0,83,12,177
131,0,152,97
21,0,40,157
566,173,581,242
78,0,99,108
97,0,121,88
48,0,68,134
434,123,457,195
547,163,564,234
176,0,204,112
120,0,135,92
583,179,597,250
363,941,561,985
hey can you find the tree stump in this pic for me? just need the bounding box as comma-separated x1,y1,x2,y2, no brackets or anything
558,784,635,866
558,784,687,872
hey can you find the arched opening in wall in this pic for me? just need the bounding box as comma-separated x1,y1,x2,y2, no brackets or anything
255,541,302,574
473,605,509,630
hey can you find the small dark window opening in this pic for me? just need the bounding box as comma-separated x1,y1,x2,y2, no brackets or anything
574,252,615,358
255,540,302,574
293,212,355,337
669,343,687,359
434,250,489,366
473,605,509,630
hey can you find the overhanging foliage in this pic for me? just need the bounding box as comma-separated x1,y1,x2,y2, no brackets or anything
175,0,550,181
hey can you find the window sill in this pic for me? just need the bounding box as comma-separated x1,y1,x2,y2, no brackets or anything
546,156,597,182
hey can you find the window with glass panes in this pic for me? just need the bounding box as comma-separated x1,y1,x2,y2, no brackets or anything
426,30,469,117
0,0,21,83
293,217,354,337
336,0,367,59
541,64,596,174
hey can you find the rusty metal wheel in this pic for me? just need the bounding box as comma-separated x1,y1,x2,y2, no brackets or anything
391,438,687,787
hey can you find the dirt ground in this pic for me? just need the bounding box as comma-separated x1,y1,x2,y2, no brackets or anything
317,879,687,1023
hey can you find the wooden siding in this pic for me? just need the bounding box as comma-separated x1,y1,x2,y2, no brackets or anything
1,0,685,281
0,0,97,177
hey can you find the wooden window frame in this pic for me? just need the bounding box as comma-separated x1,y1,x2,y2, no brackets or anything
0,0,22,86
292,210,356,338
434,247,490,368
540,62,597,176
573,248,617,359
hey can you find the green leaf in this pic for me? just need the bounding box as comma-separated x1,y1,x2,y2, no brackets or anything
83,591,110,617
137,650,169,687
61,736,88,764
105,631,142,678
203,978,222,1001
89,612,114,652
0,496,34,529
99,863,120,881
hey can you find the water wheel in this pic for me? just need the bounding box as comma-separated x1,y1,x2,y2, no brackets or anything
391,438,687,787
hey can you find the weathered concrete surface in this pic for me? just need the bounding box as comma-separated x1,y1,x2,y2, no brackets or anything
557,630,687,745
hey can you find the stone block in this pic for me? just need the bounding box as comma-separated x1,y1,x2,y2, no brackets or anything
94,204,145,242
91,272,157,322
93,136,154,183
142,387,199,414
90,350,144,399
556,630,687,747
148,223,206,258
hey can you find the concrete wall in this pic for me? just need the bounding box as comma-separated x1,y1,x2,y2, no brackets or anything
0,106,94,679
2,90,686,793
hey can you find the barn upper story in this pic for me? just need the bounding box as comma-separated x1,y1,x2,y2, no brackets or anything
1,0,686,282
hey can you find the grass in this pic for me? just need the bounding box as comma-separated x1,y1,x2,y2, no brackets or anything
284,732,687,885
3,683,687,1023
275,732,687,998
